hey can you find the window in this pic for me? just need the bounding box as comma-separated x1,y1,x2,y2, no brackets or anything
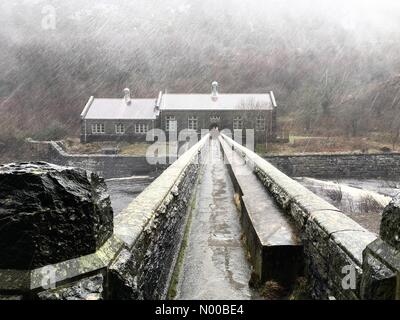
135,123,148,134
92,123,105,134
166,116,177,132
210,116,220,123
256,116,265,131
233,117,243,130
115,123,125,134
188,116,198,130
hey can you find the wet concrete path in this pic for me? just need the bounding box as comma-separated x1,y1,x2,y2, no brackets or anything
175,136,256,300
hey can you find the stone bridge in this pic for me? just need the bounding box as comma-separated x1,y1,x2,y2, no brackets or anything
0,133,399,300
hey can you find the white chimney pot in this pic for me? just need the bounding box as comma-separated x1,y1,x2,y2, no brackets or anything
123,88,131,105
211,81,218,101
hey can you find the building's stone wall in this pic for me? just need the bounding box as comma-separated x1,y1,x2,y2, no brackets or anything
80,118,157,143
221,134,377,299
264,152,400,179
80,108,276,144
160,109,274,143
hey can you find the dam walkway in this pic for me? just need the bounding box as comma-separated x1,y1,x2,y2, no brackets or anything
175,137,256,299
2,133,387,301
174,134,299,300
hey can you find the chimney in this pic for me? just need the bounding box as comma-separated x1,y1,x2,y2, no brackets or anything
123,88,131,105
211,81,218,101
270,91,277,108
155,91,162,113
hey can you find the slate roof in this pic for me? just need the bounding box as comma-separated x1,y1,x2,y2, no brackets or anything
80,91,276,120
82,97,157,120
160,93,274,110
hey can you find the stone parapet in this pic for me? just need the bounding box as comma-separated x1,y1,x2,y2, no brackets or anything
107,134,209,299
0,135,209,300
221,133,377,299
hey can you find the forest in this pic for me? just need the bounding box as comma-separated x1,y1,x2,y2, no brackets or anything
1,0,400,160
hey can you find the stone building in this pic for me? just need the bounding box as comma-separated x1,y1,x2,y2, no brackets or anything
80,82,278,143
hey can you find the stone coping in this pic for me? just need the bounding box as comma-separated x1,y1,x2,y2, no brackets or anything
220,134,377,266
366,239,400,272
0,235,123,292
114,134,209,249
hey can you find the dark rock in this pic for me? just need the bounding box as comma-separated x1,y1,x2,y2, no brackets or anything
109,249,141,300
0,162,113,269
380,194,400,250
37,274,104,300
361,250,396,300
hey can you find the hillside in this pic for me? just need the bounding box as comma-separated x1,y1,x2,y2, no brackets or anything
1,0,400,159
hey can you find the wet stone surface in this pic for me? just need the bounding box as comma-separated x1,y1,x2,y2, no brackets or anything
219,135,378,299
220,137,303,286
176,138,256,300
0,162,113,269
109,136,207,300
37,274,104,300
360,238,399,300
380,194,400,250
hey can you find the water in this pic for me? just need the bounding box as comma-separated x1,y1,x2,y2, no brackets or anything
105,176,155,216
295,177,400,234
